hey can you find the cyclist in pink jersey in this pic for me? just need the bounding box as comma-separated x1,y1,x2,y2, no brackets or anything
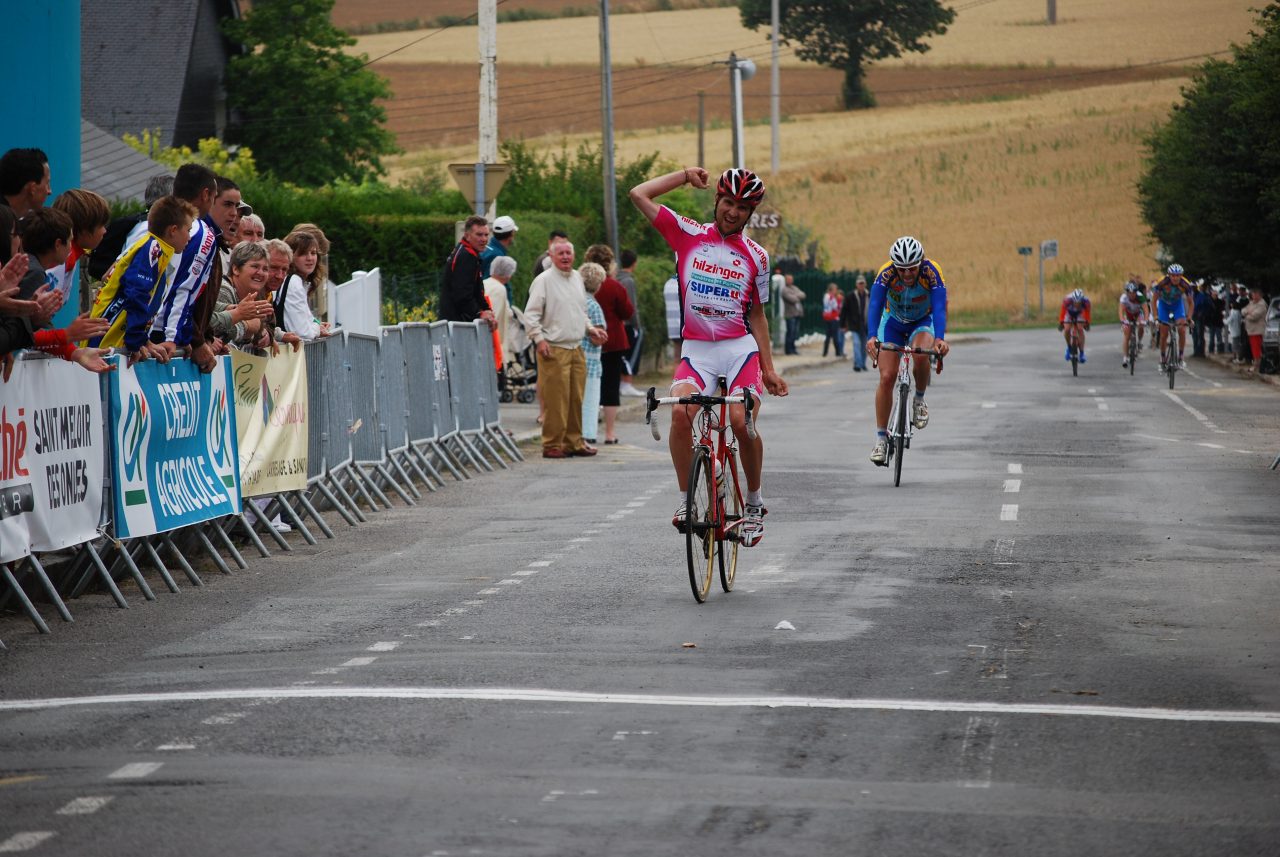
630,166,788,546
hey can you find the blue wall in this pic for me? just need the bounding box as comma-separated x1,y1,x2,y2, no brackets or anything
0,1,81,195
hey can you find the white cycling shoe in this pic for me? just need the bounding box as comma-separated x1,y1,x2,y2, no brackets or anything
870,438,889,466
912,398,929,429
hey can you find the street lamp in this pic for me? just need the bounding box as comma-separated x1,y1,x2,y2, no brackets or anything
727,52,756,169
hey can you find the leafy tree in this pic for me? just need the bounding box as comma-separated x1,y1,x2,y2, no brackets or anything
222,0,398,186
739,0,955,108
121,131,258,183
1138,3,1280,288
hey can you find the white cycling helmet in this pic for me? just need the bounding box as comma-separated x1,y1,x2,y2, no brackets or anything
1071,289,1085,301
1167,263,1184,275
889,236,924,268
1124,282,1137,293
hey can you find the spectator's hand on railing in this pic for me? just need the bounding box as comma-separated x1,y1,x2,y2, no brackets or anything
1,353,13,383
211,337,229,356
318,322,333,338
279,332,302,352
190,341,216,374
65,313,110,342
128,341,170,366
71,347,115,374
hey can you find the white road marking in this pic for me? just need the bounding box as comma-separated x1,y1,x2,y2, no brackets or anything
0,833,55,852
775,621,796,630
441,608,469,616
463,600,485,606
5,688,1279,725
156,742,197,751
994,538,1014,558
1002,480,1021,493
528,561,552,567
1197,443,1225,450
1183,367,1223,388
514,570,539,576
626,501,646,508
368,642,401,652
1007,463,1022,474
1088,388,1097,394
1096,399,1109,411
1000,504,1018,522
1132,432,1180,443
417,620,442,627
959,716,999,789
341,657,377,667
981,402,997,409
56,796,113,816
201,712,248,725
570,538,592,543
476,588,500,596
612,730,656,741
108,762,163,779
496,578,523,586
1162,389,1211,423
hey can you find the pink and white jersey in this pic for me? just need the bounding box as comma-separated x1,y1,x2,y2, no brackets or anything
653,205,770,342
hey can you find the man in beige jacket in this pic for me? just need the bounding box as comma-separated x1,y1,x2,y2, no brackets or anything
524,241,607,458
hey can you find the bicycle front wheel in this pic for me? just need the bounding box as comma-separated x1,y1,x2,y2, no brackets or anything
893,383,909,487
718,450,741,593
685,445,716,603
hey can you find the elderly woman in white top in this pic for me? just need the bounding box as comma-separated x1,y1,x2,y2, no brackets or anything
280,230,332,340
484,255,516,364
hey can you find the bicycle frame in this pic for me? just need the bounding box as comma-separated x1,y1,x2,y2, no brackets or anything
873,343,941,487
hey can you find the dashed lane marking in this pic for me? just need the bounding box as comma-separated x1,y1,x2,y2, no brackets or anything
476,589,500,596
528,561,552,567
1000,505,1018,522
1162,389,1211,424
107,762,163,780
4,688,1278,725
0,833,55,852
56,797,113,816
1007,463,1022,474
1003,480,1021,493
367,642,401,652
341,657,377,668
156,742,197,751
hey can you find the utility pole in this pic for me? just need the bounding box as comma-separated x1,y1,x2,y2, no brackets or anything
600,0,619,256
727,53,756,169
478,0,498,217
769,0,780,175
1047,0,1057,24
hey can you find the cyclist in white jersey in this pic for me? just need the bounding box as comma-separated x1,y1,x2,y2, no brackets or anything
630,166,788,546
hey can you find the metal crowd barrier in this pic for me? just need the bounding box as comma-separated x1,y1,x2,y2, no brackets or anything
1,321,522,638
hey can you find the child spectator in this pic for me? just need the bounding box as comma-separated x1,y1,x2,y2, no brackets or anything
87,196,197,363
49,189,110,323
578,262,607,445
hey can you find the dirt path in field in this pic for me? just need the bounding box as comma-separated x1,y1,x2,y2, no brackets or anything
381,63,1190,150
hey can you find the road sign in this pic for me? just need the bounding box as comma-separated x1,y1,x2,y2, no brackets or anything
448,163,511,214
1017,246,1033,256
1040,239,1059,260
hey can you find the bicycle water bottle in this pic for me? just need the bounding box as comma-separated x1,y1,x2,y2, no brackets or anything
714,458,725,503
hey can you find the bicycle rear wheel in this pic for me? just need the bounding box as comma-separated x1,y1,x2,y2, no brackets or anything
893,383,909,487
1129,335,1137,375
718,450,741,592
1164,339,1176,389
1070,341,1078,377
685,445,716,602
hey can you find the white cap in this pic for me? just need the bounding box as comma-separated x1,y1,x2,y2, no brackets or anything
492,215,518,235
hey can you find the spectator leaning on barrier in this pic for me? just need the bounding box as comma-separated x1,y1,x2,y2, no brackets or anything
289,222,332,320
0,147,51,218
263,238,303,351
440,215,496,331
279,230,332,341
90,173,172,283
523,240,606,458
211,240,275,352
579,261,607,445
14,207,75,303
49,189,109,315
87,195,197,364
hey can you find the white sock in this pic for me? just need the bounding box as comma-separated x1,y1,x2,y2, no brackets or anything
746,489,763,507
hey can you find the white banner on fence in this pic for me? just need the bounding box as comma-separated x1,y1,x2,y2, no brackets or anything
105,355,241,539
232,348,309,497
0,358,104,563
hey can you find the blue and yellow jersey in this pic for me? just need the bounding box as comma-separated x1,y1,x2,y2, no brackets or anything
1152,275,1191,305
867,258,948,339
87,233,175,351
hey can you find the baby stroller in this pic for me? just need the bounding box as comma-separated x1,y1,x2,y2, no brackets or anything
501,306,538,404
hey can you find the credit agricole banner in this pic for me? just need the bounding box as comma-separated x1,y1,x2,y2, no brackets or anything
105,355,241,538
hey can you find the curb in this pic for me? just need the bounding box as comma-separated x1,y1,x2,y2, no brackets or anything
1204,352,1280,389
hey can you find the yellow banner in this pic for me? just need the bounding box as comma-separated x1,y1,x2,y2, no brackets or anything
232,348,309,497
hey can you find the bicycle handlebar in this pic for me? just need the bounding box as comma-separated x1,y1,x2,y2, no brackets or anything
871,342,944,373
645,386,757,442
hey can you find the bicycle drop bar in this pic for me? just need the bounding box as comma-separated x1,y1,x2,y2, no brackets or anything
871,342,945,372
645,387,757,441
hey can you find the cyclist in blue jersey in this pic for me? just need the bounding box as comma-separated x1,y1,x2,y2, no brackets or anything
1152,263,1194,369
866,236,949,466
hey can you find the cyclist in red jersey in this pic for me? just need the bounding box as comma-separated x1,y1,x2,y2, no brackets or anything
630,166,788,546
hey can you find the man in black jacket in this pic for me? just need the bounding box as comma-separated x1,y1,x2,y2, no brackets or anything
439,215,496,328
840,275,870,371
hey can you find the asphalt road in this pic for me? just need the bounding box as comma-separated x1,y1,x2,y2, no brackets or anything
1,327,1278,856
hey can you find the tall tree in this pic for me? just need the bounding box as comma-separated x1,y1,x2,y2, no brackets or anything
222,0,398,186
739,0,955,109
1138,4,1280,287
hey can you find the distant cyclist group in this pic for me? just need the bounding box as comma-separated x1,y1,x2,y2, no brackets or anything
1059,263,1196,373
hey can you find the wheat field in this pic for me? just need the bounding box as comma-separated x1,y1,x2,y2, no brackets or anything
352,0,1255,69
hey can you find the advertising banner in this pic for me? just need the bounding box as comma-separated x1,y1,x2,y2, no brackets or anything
0,358,104,563
105,355,241,539
231,348,309,497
